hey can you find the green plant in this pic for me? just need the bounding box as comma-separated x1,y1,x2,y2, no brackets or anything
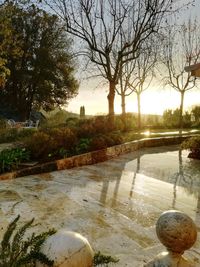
58,147,69,158
75,138,91,154
0,148,30,173
181,136,200,159
181,136,200,152
0,215,55,267
94,251,119,266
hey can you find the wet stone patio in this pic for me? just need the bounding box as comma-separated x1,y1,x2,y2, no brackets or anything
0,145,200,266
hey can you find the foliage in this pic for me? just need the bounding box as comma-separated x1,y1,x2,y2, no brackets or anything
25,127,77,160
0,147,30,173
0,215,55,267
65,117,80,128
75,138,91,154
49,127,77,151
191,106,200,123
89,132,123,151
94,251,119,267
163,109,191,128
0,128,35,144
181,136,200,153
41,110,79,128
24,132,51,160
0,217,118,267
0,2,78,120
77,119,95,138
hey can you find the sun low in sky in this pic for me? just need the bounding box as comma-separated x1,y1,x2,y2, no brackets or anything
67,83,200,116
66,1,200,117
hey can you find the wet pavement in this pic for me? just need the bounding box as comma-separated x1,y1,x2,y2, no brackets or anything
0,145,200,266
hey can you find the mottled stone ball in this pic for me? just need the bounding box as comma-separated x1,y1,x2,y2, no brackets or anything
156,210,197,254
36,230,94,267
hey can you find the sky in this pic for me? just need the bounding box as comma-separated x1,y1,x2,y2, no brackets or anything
67,0,200,116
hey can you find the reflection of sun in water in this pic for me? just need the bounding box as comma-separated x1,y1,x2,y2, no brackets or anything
143,130,151,136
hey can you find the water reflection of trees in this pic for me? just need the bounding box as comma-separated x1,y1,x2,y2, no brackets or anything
172,148,200,210
99,152,141,207
99,146,200,213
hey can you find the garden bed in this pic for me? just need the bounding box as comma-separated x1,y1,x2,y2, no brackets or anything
0,135,193,180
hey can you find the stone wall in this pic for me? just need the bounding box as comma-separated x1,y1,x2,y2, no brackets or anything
0,135,191,180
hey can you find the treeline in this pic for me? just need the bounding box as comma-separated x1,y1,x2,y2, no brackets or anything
163,106,200,128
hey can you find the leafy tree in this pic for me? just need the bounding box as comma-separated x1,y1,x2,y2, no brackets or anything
0,2,78,120
0,3,22,87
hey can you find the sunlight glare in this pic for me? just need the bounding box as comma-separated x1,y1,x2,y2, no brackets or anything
143,130,151,136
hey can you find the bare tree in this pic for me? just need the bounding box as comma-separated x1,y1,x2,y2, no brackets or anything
162,19,200,129
115,61,134,116
45,0,183,120
117,41,157,129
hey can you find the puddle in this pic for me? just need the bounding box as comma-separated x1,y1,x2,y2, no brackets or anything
0,145,199,266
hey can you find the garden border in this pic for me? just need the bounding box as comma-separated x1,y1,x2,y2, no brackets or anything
0,135,195,180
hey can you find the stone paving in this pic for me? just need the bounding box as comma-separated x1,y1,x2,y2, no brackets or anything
0,145,200,266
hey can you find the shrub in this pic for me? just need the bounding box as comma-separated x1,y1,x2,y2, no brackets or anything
66,117,80,128
0,147,30,173
24,131,52,160
75,138,91,154
181,137,200,152
77,120,95,138
25,128,77,160
0,128,18,143
49,127,77,151
181,136,200,159
108,132,123,145
17,128,36,139
0,128,36,144
89,135,108,151
92,116,110,134
89,132,123,152
0,215,55,267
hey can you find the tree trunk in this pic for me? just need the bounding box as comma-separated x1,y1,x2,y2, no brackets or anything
179,91,185,129
107,81,115,116
137,92,141,130
121,93,126,115
107,80,115,125
121,93,127,130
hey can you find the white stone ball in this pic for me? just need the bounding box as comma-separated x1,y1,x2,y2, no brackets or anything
156,210,197,254
36,230,94,267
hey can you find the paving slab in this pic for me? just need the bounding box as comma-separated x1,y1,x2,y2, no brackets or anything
0,145,199,266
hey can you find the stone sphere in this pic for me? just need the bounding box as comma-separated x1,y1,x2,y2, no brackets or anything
36,230,94,267
156,210,197,253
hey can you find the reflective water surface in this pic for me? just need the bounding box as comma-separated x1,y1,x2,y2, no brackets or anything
0,145,199,266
